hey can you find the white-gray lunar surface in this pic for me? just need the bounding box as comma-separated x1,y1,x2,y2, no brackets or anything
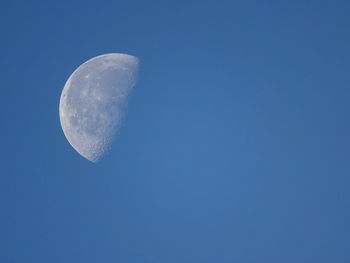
59,53,139,162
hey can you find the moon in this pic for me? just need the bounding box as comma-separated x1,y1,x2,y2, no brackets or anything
59,53,139,162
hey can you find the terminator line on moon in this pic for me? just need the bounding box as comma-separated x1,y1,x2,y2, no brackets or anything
59,53,139,162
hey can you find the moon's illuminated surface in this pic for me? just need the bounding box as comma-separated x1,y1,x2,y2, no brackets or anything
59,53,139,162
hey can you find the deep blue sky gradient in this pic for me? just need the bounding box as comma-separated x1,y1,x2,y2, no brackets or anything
1,0,350,262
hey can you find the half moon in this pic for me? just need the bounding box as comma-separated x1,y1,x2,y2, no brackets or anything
59,53,139,162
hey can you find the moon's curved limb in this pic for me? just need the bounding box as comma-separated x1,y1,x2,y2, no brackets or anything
59,53,139,162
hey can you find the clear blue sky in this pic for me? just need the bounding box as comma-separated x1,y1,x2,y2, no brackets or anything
1,0,350,262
